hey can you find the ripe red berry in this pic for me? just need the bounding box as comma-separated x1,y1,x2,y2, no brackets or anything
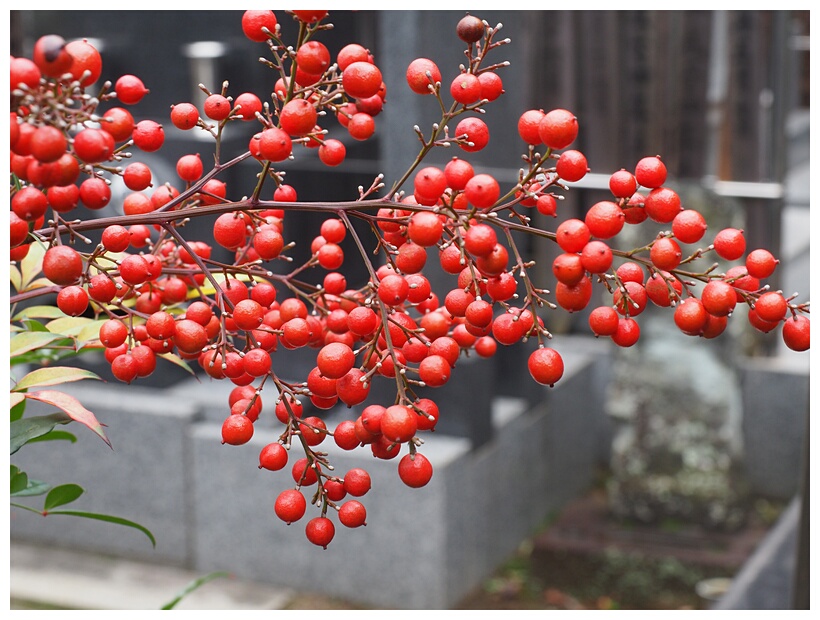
517,109,545,145
232,93,262,121
464,173,499,208
528,348,564,386
674,297,709,336
556,150,588,182
339,500,367,528
585,201,625,239
242,10,278,42
275,489,306,524
650,237,683,271
406,58,441,95
781,315,810,352
221,414,254,445
745,249,778,279
754,291,788,322
203,94,232,121
343,468,372,497
635,156,667,188
381,404,417,443
12,186,48,222
66,39,102,87
609,169,638,198
588,306,620,337
556,218,591,253
454,117,489,152
176,153,203,182
611,317,641,347
43,245,83,285
115,74,149,105
56,285,89,317
538,109,578,150
305,517,335,549
256,127,292,162
398,453,433,488
701,280,737,317
713,228,746,261
132,120,164,152
318,139,346,167
342,61,383,99
407,211,444,246
644,187,682,224
672,209,708,244
29,125,67,164
450,72,481,105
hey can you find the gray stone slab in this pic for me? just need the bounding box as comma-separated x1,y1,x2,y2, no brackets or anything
10,382,200,564
739,357,809,499
714,497,800,609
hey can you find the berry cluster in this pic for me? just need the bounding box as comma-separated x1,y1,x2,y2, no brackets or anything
10,11,809,548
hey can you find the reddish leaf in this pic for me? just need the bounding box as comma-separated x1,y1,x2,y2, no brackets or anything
25,390,110,447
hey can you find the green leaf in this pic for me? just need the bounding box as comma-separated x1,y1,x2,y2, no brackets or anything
24,391,110,447
43,510,156,547
76,320,105,346
10,393,26,419
13,305,68,321
12,478,51,497
158,352,196,377
161,571,230,610
26,429,77,446
10,413,69,454
21,318,50,332
21,277,58,293
10,331,64,358
18,241,45,291
10,466,28,494
13,366,101,392
44,483,84,510
10,263,22,292
46,316,93,337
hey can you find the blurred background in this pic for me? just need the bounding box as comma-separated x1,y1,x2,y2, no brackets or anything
10,10,811,610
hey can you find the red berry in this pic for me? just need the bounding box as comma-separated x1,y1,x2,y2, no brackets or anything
555,218,590,253
464,173,499,208
672,209,708,244
398,453,433,488
517,109,545,145
635,156,667,188
556,150,588,182
588,306,620,337
782,315,810,352
713,228,746,261
454,117,489,152
274,489,306,524
528,348,564,386
115,74,149,105
701,281,737,317
43,245,83,285
609,169,638,198
745,249,779,279
343,468,372,497
644,187,682,224
611,317,641,347
221,414,254,445
538,109,578,149
450,72,481,104
132,120,164,152
338,500,367,528
66,39,102,87
585,201,625,239
56,285,89,316
381,404,417,443
406,58,441,95
305,517,335,549
342,61,383,99
754,292,788,322
242,10,277,42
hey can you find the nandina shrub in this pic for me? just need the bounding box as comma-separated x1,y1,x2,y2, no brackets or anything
9,10,809,549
